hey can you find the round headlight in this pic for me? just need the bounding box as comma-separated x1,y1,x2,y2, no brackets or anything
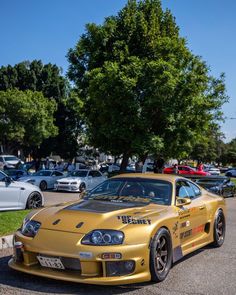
103,233,112,243
91,231,103,244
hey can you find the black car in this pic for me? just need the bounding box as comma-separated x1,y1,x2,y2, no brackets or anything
195,176,235,198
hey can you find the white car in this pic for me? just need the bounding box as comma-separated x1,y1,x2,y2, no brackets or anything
207,167,221,175
0,170,44,211
0,154,23,168
54,169,107,192
18,170,64,191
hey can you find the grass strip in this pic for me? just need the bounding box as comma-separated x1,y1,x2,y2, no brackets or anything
0,210,30,236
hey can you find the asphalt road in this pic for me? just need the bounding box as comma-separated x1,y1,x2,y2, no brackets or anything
0,195,236,295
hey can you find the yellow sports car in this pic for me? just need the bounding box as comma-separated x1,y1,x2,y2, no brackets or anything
9,174,226,285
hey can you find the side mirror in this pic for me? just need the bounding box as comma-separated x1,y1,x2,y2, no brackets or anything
176,197,191,207
4,176,12,184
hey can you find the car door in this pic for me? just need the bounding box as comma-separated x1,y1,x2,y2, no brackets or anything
176,180,207,253
0,171,21,209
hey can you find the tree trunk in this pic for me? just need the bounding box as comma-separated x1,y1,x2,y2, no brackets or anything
120,152,130,172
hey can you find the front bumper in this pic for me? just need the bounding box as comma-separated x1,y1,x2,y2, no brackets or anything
9,230,150,285
54,184,80,192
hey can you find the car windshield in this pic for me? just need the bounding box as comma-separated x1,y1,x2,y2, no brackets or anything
4,156,19,161
85,177,172,205
69,171,88,177
34,171,52,176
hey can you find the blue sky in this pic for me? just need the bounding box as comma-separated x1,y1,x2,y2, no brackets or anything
0,0,235,141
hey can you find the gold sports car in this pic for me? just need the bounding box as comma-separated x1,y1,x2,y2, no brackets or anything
9,174,226,285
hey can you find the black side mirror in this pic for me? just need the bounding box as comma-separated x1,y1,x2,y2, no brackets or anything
4,176,12,184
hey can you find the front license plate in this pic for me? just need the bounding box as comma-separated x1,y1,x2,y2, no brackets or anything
37,255,65,269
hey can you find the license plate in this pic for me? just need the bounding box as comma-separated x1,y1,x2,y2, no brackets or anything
37,255,65,269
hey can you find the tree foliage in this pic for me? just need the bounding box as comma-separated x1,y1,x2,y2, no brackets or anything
67,0,228,169
0,89,57,153
0,60,83,159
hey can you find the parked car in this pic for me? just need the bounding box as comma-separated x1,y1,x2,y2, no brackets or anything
225,169,236,177
9,174,226,284
54,169,107,192
204,165,220,175
163,165,210,176
0,170,43,211
5,169,29,180
195,176,235,197
18,170,64,191
0,154,23,169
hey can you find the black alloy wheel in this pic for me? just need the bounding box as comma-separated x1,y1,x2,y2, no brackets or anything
79,182,86,192
212,210,226,247
150,228,173,282
27,192,42,209
39,180,47,191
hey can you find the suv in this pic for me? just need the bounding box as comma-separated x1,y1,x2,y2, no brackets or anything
0,155,23,169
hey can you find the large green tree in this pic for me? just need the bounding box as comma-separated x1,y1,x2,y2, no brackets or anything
0,89,57,154
68,0,227,170
0,60,82,159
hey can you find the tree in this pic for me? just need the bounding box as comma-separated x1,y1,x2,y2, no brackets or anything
0,60,83,159
0,89,57,154
67,0,227,170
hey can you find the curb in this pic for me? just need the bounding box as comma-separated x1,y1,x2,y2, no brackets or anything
0,235,13,250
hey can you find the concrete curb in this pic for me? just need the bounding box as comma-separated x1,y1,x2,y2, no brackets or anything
0,235,13,250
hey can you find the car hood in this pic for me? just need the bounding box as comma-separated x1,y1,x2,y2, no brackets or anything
32,200,168,234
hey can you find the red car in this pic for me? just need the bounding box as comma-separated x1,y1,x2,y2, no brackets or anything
163,165,210,176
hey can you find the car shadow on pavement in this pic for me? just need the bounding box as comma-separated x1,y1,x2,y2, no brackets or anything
0,255,149,294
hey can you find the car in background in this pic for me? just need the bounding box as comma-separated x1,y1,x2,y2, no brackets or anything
204,165,220,175
195,176,235,197
5,169,29,180
54,169,107,192
0,170,43,211
0,155,23,169
18,170,64,191
225,169,236,177
9,174,226,284
163,165,210,176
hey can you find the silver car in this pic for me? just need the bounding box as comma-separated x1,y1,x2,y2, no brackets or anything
0,170,43,211
54,170,107,192
19,170,64,191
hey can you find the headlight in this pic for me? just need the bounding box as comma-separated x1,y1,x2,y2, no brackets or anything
81,230,124,245
21,219,41,238
71,181,77,185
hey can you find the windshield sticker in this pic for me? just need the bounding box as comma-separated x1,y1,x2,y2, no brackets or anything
93,195,150,203
117,215,151,225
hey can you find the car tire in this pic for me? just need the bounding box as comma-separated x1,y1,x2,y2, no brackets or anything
26,192,42,209
150,228,173,282
212,209,226,247
39,180,47,191
79,182,86,192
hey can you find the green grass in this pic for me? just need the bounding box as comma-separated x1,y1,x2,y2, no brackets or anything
0,210,30,236
230,178,236,186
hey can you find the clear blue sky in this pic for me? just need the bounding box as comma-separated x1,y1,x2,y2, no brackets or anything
0,0,235,142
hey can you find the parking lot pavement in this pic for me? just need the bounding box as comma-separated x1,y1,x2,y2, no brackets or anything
43,190,81,207
0,198,236,295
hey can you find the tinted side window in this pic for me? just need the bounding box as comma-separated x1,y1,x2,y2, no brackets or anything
189,182,201,198
93,171,102,177
176,180,195,199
